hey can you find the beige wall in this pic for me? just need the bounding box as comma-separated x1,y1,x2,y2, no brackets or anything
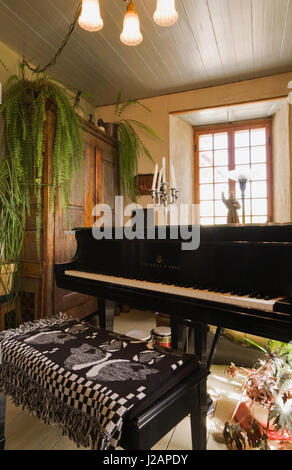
272,101,291,222
169,115,193,206
96,72,292,215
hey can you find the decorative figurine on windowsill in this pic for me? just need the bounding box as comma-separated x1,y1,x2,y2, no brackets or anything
222,192,241,224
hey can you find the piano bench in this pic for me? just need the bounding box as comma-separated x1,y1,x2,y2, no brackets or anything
0,316,209,451
120,369,208,451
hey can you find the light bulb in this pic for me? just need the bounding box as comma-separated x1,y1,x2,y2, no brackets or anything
78,0,104,32
120,1,143,46
153,0,178,27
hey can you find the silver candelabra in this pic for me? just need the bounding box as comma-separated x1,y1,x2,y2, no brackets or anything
150,182,179,207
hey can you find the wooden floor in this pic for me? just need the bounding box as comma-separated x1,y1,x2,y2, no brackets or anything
4,364,237,451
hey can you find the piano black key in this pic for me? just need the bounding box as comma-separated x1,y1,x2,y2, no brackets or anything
237,291,248,297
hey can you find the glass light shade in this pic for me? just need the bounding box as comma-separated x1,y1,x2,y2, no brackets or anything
228,168,254,181
153,0,178,27
78,0,103,32
120,2,143,46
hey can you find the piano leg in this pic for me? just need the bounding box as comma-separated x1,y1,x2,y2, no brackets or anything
171,318,208,450
191,323,208,451
0,392,6,450
98,299,115,331
207,327,223,370
170,317,187,351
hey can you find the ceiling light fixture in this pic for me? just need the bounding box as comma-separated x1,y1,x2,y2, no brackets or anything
78,0,104,32
120,1,143,47
153,0,178,27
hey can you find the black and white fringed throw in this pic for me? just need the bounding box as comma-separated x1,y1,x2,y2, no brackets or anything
0,314,201,450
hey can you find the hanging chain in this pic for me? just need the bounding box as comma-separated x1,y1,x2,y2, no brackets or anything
22,2,82,74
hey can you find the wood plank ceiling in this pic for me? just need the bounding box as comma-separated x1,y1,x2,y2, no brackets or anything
0,0,291,106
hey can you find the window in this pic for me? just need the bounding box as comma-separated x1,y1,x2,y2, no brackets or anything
194,121,272,225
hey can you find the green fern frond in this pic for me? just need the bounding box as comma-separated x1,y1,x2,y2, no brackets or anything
113,91,161,201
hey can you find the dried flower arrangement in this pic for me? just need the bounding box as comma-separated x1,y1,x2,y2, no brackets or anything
223,339,292,450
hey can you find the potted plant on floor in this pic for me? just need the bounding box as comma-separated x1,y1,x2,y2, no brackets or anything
0,159,26,299
103,91,161,202
223,339,292,450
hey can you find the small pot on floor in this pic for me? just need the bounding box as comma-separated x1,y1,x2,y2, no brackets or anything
0,263,15,297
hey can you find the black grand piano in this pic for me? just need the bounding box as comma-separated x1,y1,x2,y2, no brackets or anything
55,223,292,449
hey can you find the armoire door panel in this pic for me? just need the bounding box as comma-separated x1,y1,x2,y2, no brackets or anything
19,112,118,322
54,138,101,317
103,160,116,209
69,163,85,208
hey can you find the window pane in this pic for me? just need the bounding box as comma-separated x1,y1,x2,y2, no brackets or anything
234,130,249,148
199,134,212,151
251,146,266,163
214,183,229,200
215,201,228,217
200,201,214,217
199,151,213,167
200,167,213,184
235,147,250,165
214,149,228,166
251,128,266,146
201,217,214,225
252,216,268,224
252,164,267,180
251,181,267,198
197,123,270,227
214,166,228,183
252,198,267,215
200,184,213,200
214,132,228,150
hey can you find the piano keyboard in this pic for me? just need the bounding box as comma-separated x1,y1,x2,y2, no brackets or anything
65,270,281,313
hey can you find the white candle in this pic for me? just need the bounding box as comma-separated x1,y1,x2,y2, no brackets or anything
162,157,166,184
152,163,158,191
170,163,177,188
157,168,163,191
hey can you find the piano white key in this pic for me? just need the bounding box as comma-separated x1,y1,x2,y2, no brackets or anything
65,270,277,313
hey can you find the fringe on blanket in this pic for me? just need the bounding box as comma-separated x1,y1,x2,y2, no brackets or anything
0,312,73,341
0,360,113,450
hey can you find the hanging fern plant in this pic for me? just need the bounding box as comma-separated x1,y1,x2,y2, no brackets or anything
0,67,83,251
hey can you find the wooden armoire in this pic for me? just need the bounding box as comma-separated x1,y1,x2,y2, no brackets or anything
19,104,119,322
